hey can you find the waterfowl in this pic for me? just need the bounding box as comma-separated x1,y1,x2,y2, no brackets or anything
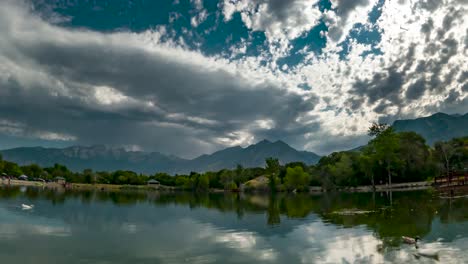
376,243,384,253
402,236,420,244
21,204,34,210
414,247,440,261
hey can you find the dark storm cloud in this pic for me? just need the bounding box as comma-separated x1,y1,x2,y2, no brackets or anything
405,79,426,100
0,1,319,157
14,39,320,132
445,89,460,104
351,65,404,106
15,39,317,131
349,43,417,110
345,97,366,111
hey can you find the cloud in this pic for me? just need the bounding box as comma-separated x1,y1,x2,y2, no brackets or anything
190,0,208,28
222,0,322,58
0,0,319,157
347,0,468,116
0,0,466,157
324,0,378,46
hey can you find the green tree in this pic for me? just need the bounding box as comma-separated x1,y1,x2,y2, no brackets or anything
328,153,356,187
434,137,468,174
369,127,401,187
175,175,189,187
368,122,390,137
3,161,22,176
434,141,455,175
83,169,94,184
96,171,112,184
284,166,310,191
265,157,280,192
197,174,210,191
154,172,176,186
358,152,375,190
20,164,43,178
233,164,247,185
398,132,431,181
220,170,234,190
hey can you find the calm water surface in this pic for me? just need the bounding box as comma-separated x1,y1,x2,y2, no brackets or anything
1,186,468,263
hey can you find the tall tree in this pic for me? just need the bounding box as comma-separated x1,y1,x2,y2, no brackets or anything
265,157,280,192
434,141,455,175
359,150,375,190
197,174,210,191
369,127,401,187
398,132,430,181
368,122,390,137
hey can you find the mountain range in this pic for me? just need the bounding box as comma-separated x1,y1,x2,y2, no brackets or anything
1,112,466,174
0,140,321,174
392,112,468,145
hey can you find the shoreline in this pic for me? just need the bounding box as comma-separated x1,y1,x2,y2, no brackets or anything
1,179,433,193
311,181,433,193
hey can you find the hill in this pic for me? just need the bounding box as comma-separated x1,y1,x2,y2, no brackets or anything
392,112,468,145
187,139,320,172
0,140,320,174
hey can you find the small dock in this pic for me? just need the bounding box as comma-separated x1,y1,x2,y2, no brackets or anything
434,171,468,189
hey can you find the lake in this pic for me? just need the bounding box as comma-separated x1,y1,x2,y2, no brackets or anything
1,186,468,263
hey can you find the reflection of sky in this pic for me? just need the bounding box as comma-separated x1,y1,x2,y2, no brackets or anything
1,193,468,263
0,206,71,239
289,223,384,263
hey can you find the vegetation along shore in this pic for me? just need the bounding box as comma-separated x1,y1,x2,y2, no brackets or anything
1,124,467,193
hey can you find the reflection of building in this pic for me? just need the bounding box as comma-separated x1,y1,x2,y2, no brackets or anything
147,179,160,187
55,177,66,184
18,175,29,181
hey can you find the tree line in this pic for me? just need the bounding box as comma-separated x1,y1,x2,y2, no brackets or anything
1,124,467,191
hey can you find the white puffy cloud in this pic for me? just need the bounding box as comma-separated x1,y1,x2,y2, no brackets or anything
222,0,322,58
293,0,467,151
324,0,379,47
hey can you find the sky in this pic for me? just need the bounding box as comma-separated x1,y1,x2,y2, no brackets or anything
0,0,466,158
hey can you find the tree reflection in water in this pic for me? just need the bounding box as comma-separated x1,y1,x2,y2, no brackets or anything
1,185,468,248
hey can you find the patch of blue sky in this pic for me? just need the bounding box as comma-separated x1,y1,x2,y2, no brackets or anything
369,0,385,24
338,0,384,60
36,0,267,59
243,32,269,57
277,20,328,69
318,0,332,12
298,83,312,91
196,12,253,56
33,0,176,32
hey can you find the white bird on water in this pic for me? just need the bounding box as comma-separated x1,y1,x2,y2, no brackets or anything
21,204,34,210
415,248,440,260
